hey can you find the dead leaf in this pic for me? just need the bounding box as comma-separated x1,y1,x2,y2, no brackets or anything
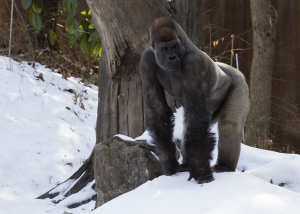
52,198,64,204
65,163,73,167
63,89,74,93
80,103,85,110
37,73,45,81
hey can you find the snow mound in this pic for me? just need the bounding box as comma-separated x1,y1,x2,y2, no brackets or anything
92,172,300,214
248,156,300,193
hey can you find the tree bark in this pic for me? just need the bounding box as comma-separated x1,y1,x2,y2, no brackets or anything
245,0,277,148
87,0,204,142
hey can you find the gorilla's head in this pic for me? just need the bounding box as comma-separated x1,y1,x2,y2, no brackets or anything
151,17,185,74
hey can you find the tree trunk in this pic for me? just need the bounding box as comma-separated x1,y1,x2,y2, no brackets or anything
88,0,204,142
245,0,278,148
37,0,204,209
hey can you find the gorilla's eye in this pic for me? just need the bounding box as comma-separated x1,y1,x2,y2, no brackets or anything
171,45,176,49
162,47,168,51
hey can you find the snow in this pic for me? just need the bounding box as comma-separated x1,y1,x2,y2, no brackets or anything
57,179,96,208
49,172,85,196
173,106,184,141
0,56,97,213
248,157,300,193
92,109,300,214
0,56,299,213
135,130,155,145
114,134,136,142
92,172,300,214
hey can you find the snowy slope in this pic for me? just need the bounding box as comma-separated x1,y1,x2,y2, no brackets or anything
0,56,300,214
0,56,97,213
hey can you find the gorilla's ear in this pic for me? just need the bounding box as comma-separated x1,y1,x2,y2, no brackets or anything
152,41,155,50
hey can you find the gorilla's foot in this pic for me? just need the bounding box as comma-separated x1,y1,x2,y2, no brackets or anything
196,174,214,184
162,159,179,176
213,164,235,173
187,172,214,184
164,169,177,176
178,163,189,172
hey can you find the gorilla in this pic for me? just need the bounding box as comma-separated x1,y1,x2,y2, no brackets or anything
139,17,249,184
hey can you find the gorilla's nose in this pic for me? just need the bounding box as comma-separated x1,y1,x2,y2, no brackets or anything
169,54,176,61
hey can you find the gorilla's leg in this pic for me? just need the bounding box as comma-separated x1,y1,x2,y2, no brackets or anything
215,121,242,172
214,82,248,172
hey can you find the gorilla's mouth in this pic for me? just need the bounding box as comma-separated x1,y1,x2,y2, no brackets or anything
166,61,180,73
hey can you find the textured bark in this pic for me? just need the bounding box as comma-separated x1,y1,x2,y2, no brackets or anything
37,151,96,208
86,0,204,142
245,0,278,148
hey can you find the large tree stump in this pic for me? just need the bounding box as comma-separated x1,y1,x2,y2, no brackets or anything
94,137,163,208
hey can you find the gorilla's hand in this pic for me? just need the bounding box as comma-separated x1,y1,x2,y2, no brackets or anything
187,170,214,184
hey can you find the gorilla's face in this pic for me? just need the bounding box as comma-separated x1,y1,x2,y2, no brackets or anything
153,39,183,74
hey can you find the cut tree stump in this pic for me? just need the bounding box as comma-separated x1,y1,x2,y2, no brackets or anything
37,136,163,209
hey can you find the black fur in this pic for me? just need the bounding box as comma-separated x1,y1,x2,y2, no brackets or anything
140,17,249,184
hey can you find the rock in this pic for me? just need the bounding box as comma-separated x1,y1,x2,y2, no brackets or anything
94,136,163,208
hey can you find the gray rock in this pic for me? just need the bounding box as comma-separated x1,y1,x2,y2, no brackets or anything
94,136,163,208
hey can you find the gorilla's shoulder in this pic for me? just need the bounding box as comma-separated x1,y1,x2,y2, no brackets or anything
141,47,155,62
140,47,156,76
182,48,207,65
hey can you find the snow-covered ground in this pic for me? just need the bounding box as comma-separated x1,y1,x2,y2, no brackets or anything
0,56,300,214
110,110,300,214
0,56,97,213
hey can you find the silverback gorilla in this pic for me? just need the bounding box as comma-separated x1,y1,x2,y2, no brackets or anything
139,17,249,184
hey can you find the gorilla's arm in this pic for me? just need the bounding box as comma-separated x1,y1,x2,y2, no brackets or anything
181,54,216,183
140,48,179,175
